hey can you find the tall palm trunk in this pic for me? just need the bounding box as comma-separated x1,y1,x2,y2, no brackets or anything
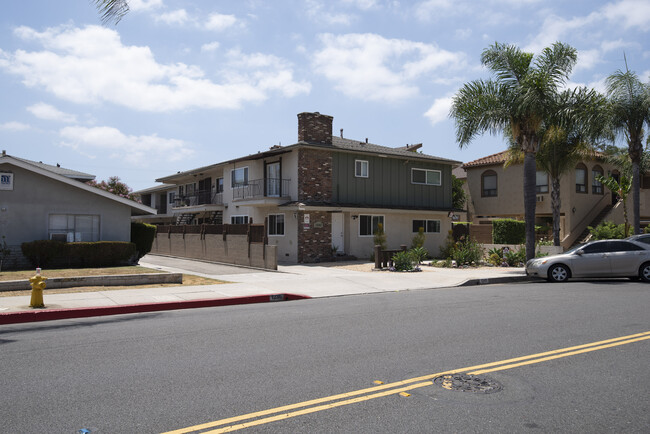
551,176,561,246
631,143,642,234
523,151,537,260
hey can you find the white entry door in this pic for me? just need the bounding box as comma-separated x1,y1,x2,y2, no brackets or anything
331,213,344,253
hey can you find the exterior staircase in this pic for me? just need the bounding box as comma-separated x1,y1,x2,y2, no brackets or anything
175,213,196,225
208,211,222,225
574,203,614,245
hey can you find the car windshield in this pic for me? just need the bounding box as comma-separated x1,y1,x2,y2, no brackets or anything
564,244,586,254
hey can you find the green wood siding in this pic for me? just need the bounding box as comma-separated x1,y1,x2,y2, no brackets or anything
331,152,452,209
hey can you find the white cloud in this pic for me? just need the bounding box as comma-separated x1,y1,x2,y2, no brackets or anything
204,13,238,31
27,102,77,123
305,1,354,25
414,0,456,21
341,0,379,10
129,0,164,12
1,25,309,112
201,41,220,52
59,125,194,165
156,9,189,25
424,96,453,125
312,33,466,102
0,121,29,131
601,0,650,30
574,49,602,72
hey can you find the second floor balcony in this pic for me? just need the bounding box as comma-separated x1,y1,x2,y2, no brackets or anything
174,190,223,208
233,178,291,200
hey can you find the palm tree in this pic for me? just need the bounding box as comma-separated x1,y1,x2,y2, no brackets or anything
597,173,632,236
450,42,577,260
92,0,129,24
606,67,650,234
535,87,611,246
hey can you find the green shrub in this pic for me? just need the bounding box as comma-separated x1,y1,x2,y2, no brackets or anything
452,239,484,265
488,252,502,266
504,248,526,266
588,221,626,240
392,250,415,271
373,223,387,251
21,240,136,268
492,219,525,244
439,230,456,259
410,246,429,264
131,222,156,259
411,226,426,249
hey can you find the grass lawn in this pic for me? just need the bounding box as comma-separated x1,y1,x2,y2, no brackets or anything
0,266,228,297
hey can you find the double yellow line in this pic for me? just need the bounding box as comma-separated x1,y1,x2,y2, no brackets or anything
163,331,650,434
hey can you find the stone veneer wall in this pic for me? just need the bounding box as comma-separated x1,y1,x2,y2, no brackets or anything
298,148,332,202
297,112,333,144
297,210,332,263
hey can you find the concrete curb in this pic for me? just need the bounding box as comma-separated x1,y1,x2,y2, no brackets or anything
0,293,311,325
458,275,530,286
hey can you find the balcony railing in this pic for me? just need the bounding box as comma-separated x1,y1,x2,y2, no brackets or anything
174,190,223,207
233,178,290,200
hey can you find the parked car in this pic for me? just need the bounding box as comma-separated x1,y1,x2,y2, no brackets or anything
525,239,650,283
627,233,650,246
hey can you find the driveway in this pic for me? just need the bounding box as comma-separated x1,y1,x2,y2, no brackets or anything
138,254,273,277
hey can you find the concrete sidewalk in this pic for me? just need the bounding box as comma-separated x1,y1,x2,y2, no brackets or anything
0,256,528,324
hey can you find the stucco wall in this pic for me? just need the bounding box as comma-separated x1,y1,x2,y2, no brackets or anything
0,164,132,247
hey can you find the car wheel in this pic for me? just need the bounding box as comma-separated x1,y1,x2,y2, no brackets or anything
548,264,569,283
639,263,650,282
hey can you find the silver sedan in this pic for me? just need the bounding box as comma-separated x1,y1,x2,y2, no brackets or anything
525,239,650,283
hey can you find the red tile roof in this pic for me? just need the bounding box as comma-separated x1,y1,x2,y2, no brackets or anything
462,151,509,168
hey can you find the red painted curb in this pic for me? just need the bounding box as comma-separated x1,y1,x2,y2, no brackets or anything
0,293,311,325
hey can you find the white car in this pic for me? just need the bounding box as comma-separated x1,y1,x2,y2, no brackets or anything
525,239,650,283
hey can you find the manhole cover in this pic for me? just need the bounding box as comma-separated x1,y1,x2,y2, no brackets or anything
433,374,502,394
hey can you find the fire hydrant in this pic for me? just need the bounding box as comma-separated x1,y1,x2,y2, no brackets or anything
29,268,47,308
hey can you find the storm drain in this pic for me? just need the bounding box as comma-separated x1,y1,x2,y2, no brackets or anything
433,374,503,394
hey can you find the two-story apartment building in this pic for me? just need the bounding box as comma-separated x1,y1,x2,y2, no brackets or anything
133,184,176,225
463,151,621,248
148,112,461,263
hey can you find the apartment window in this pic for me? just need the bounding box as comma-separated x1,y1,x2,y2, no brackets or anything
230,215,249,225
536,171,549,193
231,167,249,187
411,168,441,186
481,170,497,197
592,166,604,194
216,178,224,193
359,215,384,236
49,214,100,242
355,160,369,178
168,192,176,204
412,219,441,233
576,164,587,193
268,214,285,236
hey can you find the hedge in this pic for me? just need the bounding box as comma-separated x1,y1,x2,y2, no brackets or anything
21,240,136,268
131,222,157,259
492,219,525,244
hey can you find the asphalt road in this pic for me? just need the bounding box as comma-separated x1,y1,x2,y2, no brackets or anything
1,280,649,433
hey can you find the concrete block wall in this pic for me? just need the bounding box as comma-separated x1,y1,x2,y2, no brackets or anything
150,232,277,270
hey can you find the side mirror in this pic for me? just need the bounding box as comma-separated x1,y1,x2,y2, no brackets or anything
575,249,584,256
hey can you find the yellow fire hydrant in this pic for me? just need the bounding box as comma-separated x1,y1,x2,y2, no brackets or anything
29,268,47,308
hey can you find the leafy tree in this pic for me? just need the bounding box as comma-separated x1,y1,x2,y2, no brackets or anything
450,42,577,260
87,176,140,202
93,0,129,24
606,66,650,234
451,174,467,210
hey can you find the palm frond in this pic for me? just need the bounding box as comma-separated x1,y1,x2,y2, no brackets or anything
93,0,129,25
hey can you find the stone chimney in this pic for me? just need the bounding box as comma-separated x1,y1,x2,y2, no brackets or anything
297,112,333,145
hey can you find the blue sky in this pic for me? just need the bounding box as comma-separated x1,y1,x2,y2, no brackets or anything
1,0,649,191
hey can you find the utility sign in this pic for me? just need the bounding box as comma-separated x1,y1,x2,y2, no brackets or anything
269,294,285,302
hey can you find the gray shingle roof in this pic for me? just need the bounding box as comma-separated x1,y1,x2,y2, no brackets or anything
13,156,95,181
323,137,461,165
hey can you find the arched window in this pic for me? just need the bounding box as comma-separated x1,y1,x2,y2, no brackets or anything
576,164,587,193
481,170,497,197
592,165,604,194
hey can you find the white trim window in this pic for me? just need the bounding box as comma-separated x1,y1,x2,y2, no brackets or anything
412,219,441,233
230,215,249,224
355,160,369,178
359,215,384,237
49,214,100,242
231,167,249,188
411,168,441,186
268,214,285,236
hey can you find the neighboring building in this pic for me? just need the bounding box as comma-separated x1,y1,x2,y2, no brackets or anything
463,151,620,248
146,112,461,263
0,151,155,268
133,184,177,225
